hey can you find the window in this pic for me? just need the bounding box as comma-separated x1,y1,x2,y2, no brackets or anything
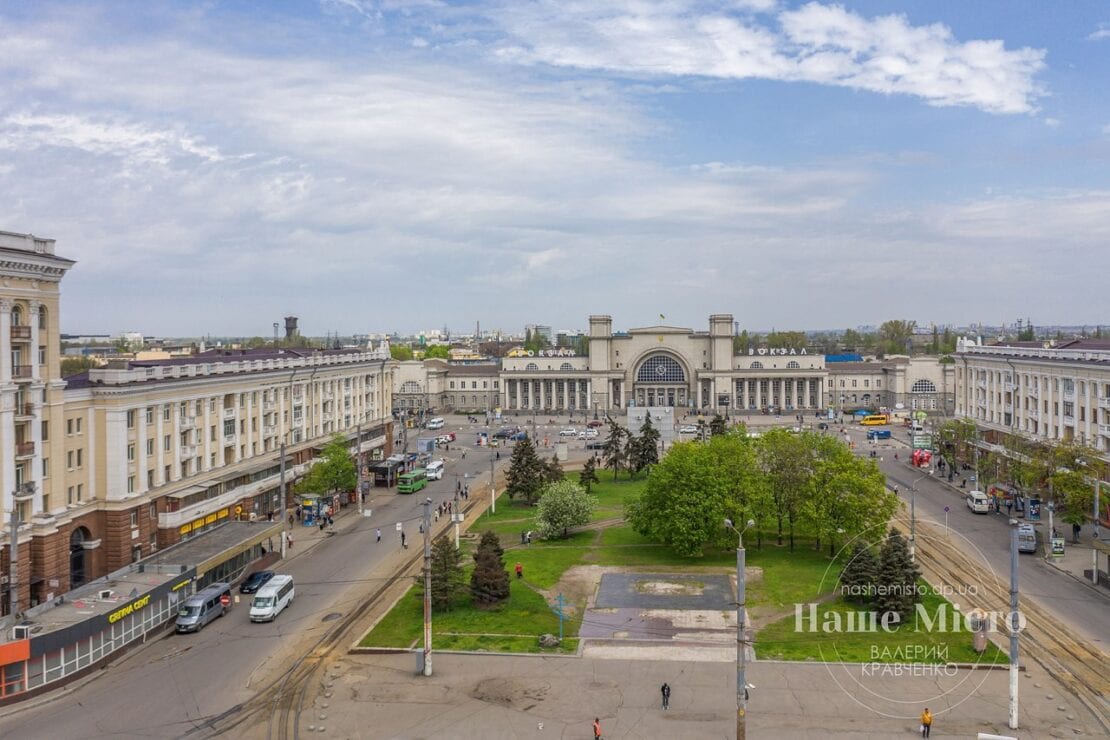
127,476,135,493
38,307,46,329
67,486,74,504
38,346,46,365
472,381,478,389
41,420,48,441
126,410,135,429
786,360,800,369
449,381,455,389
163,406,171,421
127,443,135,461
864,380,869,388
911,379,937,394
164,435,171,451
76,417,82,434
164,464,171,481
131,546,142,563
525,363,538,371
852,380,857,388
76,484,83,501
750,361,763,369
147,470,154,488
42,457,49,478
636,355,685,383
77,448,83,466
67,418,73,435
146,407,153,424
146,439,154,455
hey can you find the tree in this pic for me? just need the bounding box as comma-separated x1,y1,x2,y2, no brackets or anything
543,452,564,483
709,414,727,437
766,330,807,350
296,435,356,496
470,533,510,607
477,529,504,562
424,344,450,359
505,435,545,503
879,319,917,356
841,328,863,351
535,480,596,539
429,535,465,611
601,419,627,479
638,416,661,469
61,356,98,378
390,344,414,361
839,543,879,605
874,529,920,622
1017,321,1036,341
578,456,599,493
757,429,813,550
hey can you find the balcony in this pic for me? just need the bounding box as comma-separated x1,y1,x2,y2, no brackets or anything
322,391,335,400
222,407,236,419
179,444,196,458
322,412,334,423
11,484,35,501
1027,388,1039,399
1026,410,1039,420
1099,397,1110,410
15,403,34,419
264,424,277,437
1005,382,1017,392
1063,390,1075,401
264,401,276,412
1062,414,1075,426
12,365,32,379
179,416,196,431
223,433,236,445
15,441,35,458
9,325,31,340
1100,424,1110,437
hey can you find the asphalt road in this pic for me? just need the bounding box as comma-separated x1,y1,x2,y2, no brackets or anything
838,423,1109,653
0,417,503,740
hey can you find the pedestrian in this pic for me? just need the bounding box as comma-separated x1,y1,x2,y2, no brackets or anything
521,531,527,545
462,450,466,459
515,562,523,579
920,707,932,737
1072,522,1081,543
401,531,407,549
419,521,424,534
296,505,302,522
496,451,500,460
434,509,440,522
319,519,325,532
328,514,334,527
376,527,382,543
593,717,602,740
661,682,671,710
286,532,293,549
288,512,294,526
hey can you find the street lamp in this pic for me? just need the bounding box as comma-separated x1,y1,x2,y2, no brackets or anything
909,468,934,561
8,482,35,618
725,517,755,740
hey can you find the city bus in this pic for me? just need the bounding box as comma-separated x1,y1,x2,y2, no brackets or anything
397,468,427,493
860,414,889,426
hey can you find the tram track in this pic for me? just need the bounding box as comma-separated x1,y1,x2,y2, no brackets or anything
891,512,1110,733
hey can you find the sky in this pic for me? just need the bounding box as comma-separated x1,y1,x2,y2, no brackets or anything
1,1,1108,337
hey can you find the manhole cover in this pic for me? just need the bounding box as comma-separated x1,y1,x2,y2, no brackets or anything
322,612,342,622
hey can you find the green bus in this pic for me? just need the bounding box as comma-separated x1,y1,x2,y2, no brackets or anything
397,469,427,494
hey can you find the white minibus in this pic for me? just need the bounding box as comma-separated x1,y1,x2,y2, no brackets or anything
250,575,295,622
966,490,990,514
426,417,445,430
425,460,445,480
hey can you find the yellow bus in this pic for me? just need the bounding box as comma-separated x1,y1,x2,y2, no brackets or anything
860,414,889,426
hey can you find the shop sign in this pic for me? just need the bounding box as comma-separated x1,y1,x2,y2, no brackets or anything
748,347,808,356
171,578,192,592
180,522,193,535
107,594,152,624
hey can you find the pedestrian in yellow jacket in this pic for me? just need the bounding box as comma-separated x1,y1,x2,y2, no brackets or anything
920,707,933,737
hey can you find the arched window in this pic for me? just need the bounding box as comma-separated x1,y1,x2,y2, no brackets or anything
911,379,937,394
560,362,574,371
10,305,22,326
786,361,800,369
525,362,539,371
400,380,421,394
636,355,685,383
749,361,763,369
38,305,47,330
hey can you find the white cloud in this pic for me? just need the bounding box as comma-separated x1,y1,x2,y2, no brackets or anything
1088,23,1110,41
487,1,1046,114
1044,117,1060,128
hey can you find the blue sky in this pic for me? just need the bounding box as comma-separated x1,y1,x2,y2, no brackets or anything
0,0,1107,336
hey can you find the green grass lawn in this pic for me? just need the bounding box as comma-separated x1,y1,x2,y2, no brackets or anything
756,583,1009,664
361,573,580,654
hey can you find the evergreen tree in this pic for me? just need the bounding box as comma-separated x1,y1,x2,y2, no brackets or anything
470,533,510,607
626,431,644,478
429,535,465,612
710,414,727,436
578,456,599,493
477,529,504,562
839,543,879,605
874,529,920,621
602,419,627,479
638,416,661,469
544,452,564,483
506,435,544,503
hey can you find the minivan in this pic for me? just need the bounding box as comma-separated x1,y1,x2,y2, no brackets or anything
426,417,445,430
425,460,445,480
1017,524,1037,553
867,429,892,440
966,490,990,514
176,582,232,633
250,575,295,622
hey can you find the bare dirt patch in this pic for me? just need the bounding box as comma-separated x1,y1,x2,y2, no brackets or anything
635,579,706,596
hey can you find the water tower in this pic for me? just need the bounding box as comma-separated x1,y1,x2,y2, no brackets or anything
284,316,299,339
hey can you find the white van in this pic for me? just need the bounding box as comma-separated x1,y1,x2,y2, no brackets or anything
426,417,445,430
1017,524,1038,554
425,460,445,480
966,490,990,514
250,575,295,622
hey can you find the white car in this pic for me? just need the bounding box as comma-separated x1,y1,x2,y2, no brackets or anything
559,428,578,437
585,428,599,438
679,425,699,434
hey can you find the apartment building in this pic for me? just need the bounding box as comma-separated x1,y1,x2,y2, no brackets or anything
2,230,396,615
826,357,955,414
955,337,1110,458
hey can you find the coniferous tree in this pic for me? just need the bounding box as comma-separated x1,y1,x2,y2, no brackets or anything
470,533,510,607
579,456,599,493
429,535,465,612
477,529,504,562
602,419,627,479
544,452,564,483
626,431,644,478
874,529,921,621
505,435,544,503
710,414,728,436
839,543,879,605
638,416,661,469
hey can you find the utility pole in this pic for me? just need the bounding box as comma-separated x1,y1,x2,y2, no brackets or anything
422,497,433,677
1008,522,1020,730
8,504,19,619
279,440,288,559
490,448,496,515
1093,478,1101,586
726,518,754,740
356,422,363,517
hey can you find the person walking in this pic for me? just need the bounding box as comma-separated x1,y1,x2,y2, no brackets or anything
515,562,523,579
592,717,602,740
920,707,933,737
401,530,408,549
1072,522,1082,543
661,682,671,710
376,528,382,543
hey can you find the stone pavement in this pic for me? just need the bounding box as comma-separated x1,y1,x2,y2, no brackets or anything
302,652,1102,739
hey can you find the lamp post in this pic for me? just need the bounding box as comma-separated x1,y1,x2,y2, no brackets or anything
421,497,433,676
1008,518,1020,729
8,484,35,618
725,517,755,740
909,469,934,562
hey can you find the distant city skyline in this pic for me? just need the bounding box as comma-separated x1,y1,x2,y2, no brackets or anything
2,1,1108,334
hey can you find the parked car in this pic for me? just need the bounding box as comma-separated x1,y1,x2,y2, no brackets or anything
586,440,606,451
587,420,604,428
678,425,698,434
585,428,599,438
867,429,892,440
239,571,275,594
492,429,514,439
559,428,578,437
817,422,829,430
435,432,456,444
509,431,528,441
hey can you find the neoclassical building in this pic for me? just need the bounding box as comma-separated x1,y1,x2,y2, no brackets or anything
499,315,826,413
